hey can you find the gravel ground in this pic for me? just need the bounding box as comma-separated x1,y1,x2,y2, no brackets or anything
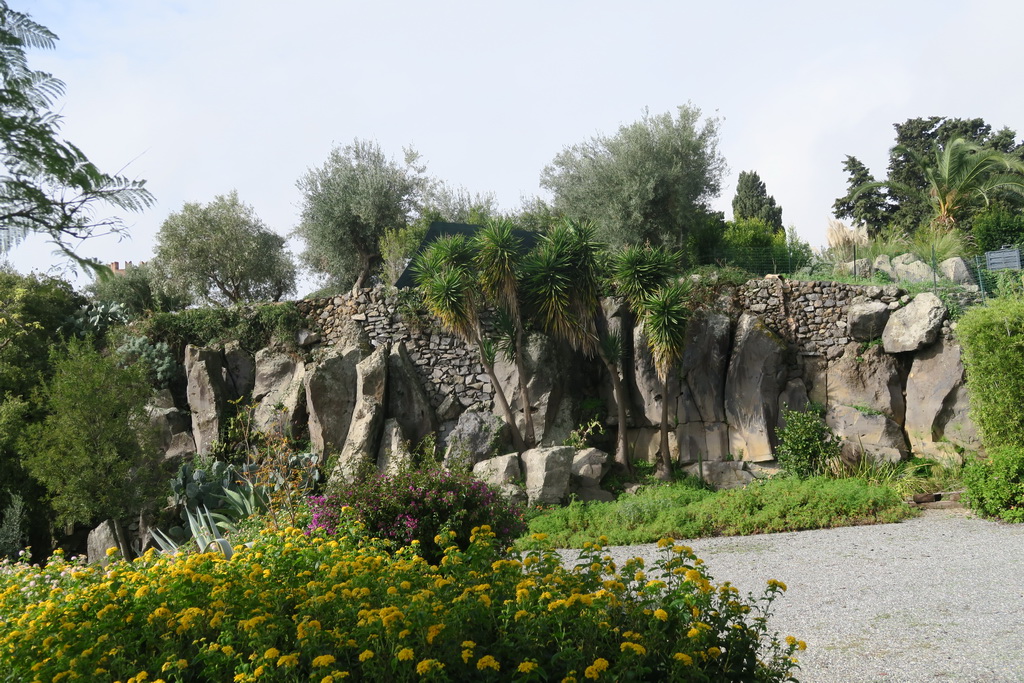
559,508,1024,683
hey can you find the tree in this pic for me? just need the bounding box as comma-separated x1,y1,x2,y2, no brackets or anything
296,140,425,291
22,337,164,529
832,156,889,236
540,105,726,255
853,138,1024,232
153,191,296,306
86,261,190,318
732,171,783,232
0,3,153,267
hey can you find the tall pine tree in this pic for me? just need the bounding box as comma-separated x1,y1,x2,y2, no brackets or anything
731,171,783,232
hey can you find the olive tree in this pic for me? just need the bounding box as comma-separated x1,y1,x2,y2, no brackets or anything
153,191,296,306
540,104,726,255
296,140,426,291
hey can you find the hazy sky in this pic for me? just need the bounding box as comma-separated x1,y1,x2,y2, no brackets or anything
6,0,1021,294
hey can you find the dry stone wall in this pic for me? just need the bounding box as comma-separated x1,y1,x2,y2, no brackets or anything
295,290,495,417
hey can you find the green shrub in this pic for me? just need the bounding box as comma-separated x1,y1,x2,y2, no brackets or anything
972,204,1024,253
957,296,1024,448
322,465,526,563
0,523,803,682
139,301,303,355
117,335,180,388
774,403,841,478
963,446,1024,522
0,492,25,560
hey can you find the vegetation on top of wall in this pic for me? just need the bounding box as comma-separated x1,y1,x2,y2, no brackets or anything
137,301,304,355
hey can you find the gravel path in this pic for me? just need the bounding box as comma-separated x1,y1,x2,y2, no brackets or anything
560,508,1024,683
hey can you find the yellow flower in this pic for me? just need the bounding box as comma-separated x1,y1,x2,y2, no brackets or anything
461,649,474,663
653,609,668,621
518,661,539,673
767,579,787,592
106,546,119,557
620,642,646,656
313,655,336,668
277,654,299,667
584,658,609,679
707,647,722,658
359,649,374,662
477,655,500,671
461,640,476,649
426,623,445,644
397,648,414,662
531,533,548,541
263,647,280,660
673,652,693,665
416,659,444,675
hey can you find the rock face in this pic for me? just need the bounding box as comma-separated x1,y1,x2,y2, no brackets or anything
330,345,388,484
87,519,132,566
827,405,908,464
252,349,307,436
387,342,438,445
147,391,195,461
185,345,227,454
568,448,613,501
904,338,977,460
847,301,890,342
891,253,935,283
222,341,255,403
883,293,946,353
520,446,574,505
443,410,507,469
939,257,975,285
725,314,787,461
681,312,731,423
472,454,527,506
493,333,565,443
304,346,363,455
681,461,755,489
827,343,906,424
376,418,412,476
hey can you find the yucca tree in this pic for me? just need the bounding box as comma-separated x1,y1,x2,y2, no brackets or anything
612,244,685,480
855,137,1024,231
413,235,525,452
639,282,692,480
474,218,536,447
521,220,638,473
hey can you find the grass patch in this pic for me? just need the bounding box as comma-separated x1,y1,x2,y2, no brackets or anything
519,476,915,550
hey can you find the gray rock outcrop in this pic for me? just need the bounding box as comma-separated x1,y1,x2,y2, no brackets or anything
222,341,255,403
330,345,389,483
304,345,363,454
725,314,787,461
939,257,975,285
473,454,527,506
493,333,565,443
376,418,412,476
904,338,977,460
681,312,731,423
443,410,507,469
827,405,908,464
387,342,438,445
892,253,935,283
87,519,132,566
827,343,906,424
521,446,574,505
252,349,306,436
847,301,890,342
185,345,227,454
882,293,946,353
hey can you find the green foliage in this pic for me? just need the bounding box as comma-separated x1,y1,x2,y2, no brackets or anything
20,337,166,528
139,301,303,355
963,446,1024,522
0,3,153,268
833,156,889,236
154,191,297,306
116,335,179,388
957,296,1024,448
86,262,190,318
775,403,841,478
972,203,1024,253
378,223,427,288
732,170,783,232
718,222,812,275
296,139,426,290
0,492,25,560
825,456,963,500
0,523,803,682
61,300,127,340
320,465,526,564
523,476,912,547
541,104,726,255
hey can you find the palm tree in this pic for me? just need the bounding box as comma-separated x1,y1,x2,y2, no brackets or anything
521,220,637,474
639,282,692,481
854,137,1024,231
413,235,526,452
474,218,536,448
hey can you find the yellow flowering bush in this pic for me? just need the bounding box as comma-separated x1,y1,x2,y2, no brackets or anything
0,515,802,681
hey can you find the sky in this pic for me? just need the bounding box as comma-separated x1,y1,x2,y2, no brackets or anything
6,0,1022,295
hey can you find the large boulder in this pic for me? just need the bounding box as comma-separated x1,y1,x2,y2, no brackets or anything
827,343,906,424
304,345,364,455
939,256,975,285
681,312,731,423
847,301,890,342
882,293,946,353
376,418,412,476
252,349,307,436
386,342,438,445
826,405,909,464
443,410,508,469
473,454,528,506
724,314,787,461
494,333,565,443
87,519,132,566
569,448,614,502
147,390,195,461
222,341,255,403
521,446,574,505
329,345,389,484
892,253,935,283
185,345,227,454
776,378,809,429
873,255,895,281
904,338,978,458
681,461,755,490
